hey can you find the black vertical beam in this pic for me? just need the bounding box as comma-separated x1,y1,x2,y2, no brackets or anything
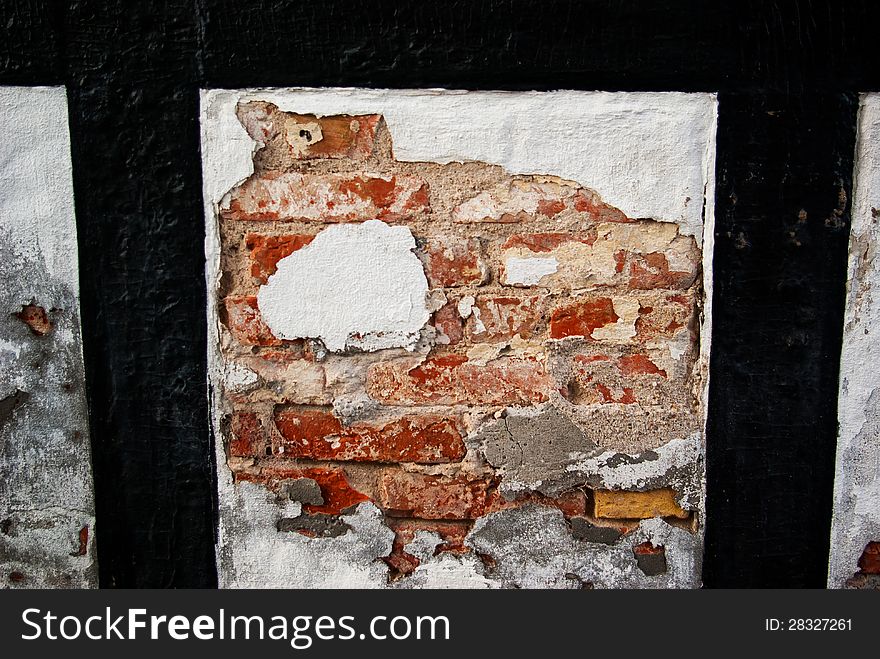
704,92,858,587
63,1,216,587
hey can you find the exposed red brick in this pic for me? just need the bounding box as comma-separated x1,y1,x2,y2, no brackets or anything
273,408,465,463
367,355,550,406
237,101,381,160
222,172,430,222
468,295,543,341
16,304,52,336
571,189,633,222
433,302,463,345
301,468,371,515
378,471,495,520
617,354,667,377
421,237,486,287
536,198,567,217
858,541,880,575
633,541,665,556
501,232,595,253
549,297,619,340
238,464,370,515
453,178,628,224
629,252,699,290
229,411,267,457
221,296,283,346
594,383,637,405
70,526,89,557
382,519,471,578
635,293,697,342
246,233,315,283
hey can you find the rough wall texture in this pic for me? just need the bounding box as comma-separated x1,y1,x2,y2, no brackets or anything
204,89,715,588
0,86,96,588
829,93,880,589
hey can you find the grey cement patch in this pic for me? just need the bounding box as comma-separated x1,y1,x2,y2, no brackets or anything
0,87,96,589
481,405,599,497
467,504,700,589
279,478,324,506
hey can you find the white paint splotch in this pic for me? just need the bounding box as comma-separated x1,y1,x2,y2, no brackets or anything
0,86,96,588
258,220,430,352
828,93,880,588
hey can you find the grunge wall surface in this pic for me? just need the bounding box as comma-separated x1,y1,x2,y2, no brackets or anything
0,86,96,588
203,89,716,588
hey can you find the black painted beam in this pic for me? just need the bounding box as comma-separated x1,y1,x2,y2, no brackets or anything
704,92,858,587
63,1,216,588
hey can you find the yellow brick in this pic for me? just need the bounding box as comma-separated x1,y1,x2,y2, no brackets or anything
592,488,688,519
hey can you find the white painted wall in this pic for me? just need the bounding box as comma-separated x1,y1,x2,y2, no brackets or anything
828,93,880,587
0,86,96,587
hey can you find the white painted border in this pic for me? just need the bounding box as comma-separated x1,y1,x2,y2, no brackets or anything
828,93,880,587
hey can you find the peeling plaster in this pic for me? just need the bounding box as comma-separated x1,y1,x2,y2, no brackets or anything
503,257,559,285
203,88,716,238
829,93,880,587
0,87,96,588
258,220,430,352
202,88,716,589
467,504,699,589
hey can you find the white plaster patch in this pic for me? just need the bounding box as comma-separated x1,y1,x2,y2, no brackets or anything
257,220,430,352
828,93,880,587
502,257,559,285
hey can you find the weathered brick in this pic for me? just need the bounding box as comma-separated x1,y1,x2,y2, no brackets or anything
273,408,465,463
549,296,620,340
16,303,52,336
592,488,689,519
378,471,495,519
565,351,673,406
550,293,695,344
500,222,699,290
634,292,697,342
421,237,486,287
466,295,543,342
453,177,628,223
221,172,430,222
229,411,267,457
383,519,471,577
233,351,328,405
221,296,283,346
857,541,880,574
617,353,667,377
246,233,315,283
502,232,595,252
237,101,381,160
433,301,464,346
237,464,369,515
367,354,550,406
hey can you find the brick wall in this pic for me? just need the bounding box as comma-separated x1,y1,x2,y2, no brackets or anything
208,92,710,588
